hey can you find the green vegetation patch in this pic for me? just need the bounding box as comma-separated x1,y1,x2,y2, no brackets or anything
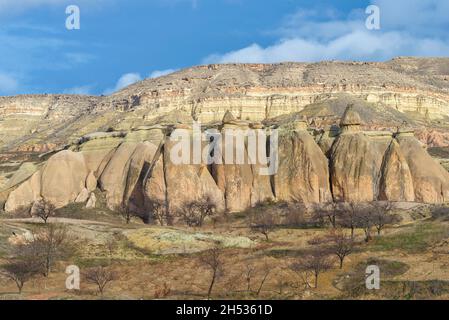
334,258,410,298
54,193,122,223
369,222,449,253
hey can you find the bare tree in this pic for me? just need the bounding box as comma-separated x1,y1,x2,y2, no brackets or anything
244,263,255,293
0,261,37,293
255,262,271,297
284,202,307,227
248,210,277,241
0,245,43,294
146,198,171,226
290,247,333,288
326,202,342,228
371,201,401,235
325,229,354,268
118,203,132,224
241,261,272,297
179,196,217,227
33,199,56,223
339,202,359,239
354,204,375,242
312,202,342,228
199,247,223,299
32,224,76,277
106,236,119,260
84,266,117,297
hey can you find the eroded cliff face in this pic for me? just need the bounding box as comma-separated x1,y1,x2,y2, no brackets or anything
3,105,449,216
274,120,331,203
2,58,449,156
2,58,449,215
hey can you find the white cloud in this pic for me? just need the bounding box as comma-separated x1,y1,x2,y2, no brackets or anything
372,0,449,36
102,69,178,95
204,1,449,64
149,69,177,78
0,73,19,95
104,72,142,95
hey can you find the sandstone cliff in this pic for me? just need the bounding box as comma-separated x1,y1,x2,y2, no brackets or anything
3,105,449,216
2,58,449,216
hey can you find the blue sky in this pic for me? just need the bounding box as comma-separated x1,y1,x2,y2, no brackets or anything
0,0,448,96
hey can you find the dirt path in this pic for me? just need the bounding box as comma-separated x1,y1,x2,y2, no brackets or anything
0,217,118,226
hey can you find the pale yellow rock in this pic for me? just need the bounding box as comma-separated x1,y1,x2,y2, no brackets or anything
41,150,88,208
162,138,205,212
124,141,159,214
79,137,123,173
144,151,166,204
249,132,275,206
316,125,340,157
211,126,254,212
275,128,331,203
330,106,392,203
2,162,39,191
5,170,42,213
99,142,137,209
85,171,97,192
379,140,415,202
198,166,225,212
330,132,378,202
75,188,89,203
397,135,449,203
213,161,253,212
86,192,97,208
95,147,118,178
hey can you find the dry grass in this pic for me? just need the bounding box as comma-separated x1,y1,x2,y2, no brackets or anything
1,209,449,300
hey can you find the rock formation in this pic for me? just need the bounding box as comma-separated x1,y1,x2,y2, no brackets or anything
378,140,415,202
40,150,88,208
4,105,449,215
211,113,258,212
274,116,331,203
396,128,449,203
330,106,381,202
2,58,449,216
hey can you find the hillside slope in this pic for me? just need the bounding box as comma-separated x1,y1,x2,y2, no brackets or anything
1,57,449,155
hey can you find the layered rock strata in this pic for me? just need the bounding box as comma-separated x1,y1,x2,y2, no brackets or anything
2,58,449,155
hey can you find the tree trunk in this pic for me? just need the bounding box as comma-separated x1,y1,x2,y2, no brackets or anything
16,280,23,294
207,270,216,300
45,256,51,277
364,229,372,242
264,232,269,242
256,272,270,296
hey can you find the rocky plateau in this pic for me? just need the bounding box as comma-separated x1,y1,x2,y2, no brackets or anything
2,57,449,215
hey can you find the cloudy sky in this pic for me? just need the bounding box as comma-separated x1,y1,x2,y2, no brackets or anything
0,0,448,96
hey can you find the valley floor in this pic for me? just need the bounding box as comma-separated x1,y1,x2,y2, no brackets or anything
1,206,449,300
